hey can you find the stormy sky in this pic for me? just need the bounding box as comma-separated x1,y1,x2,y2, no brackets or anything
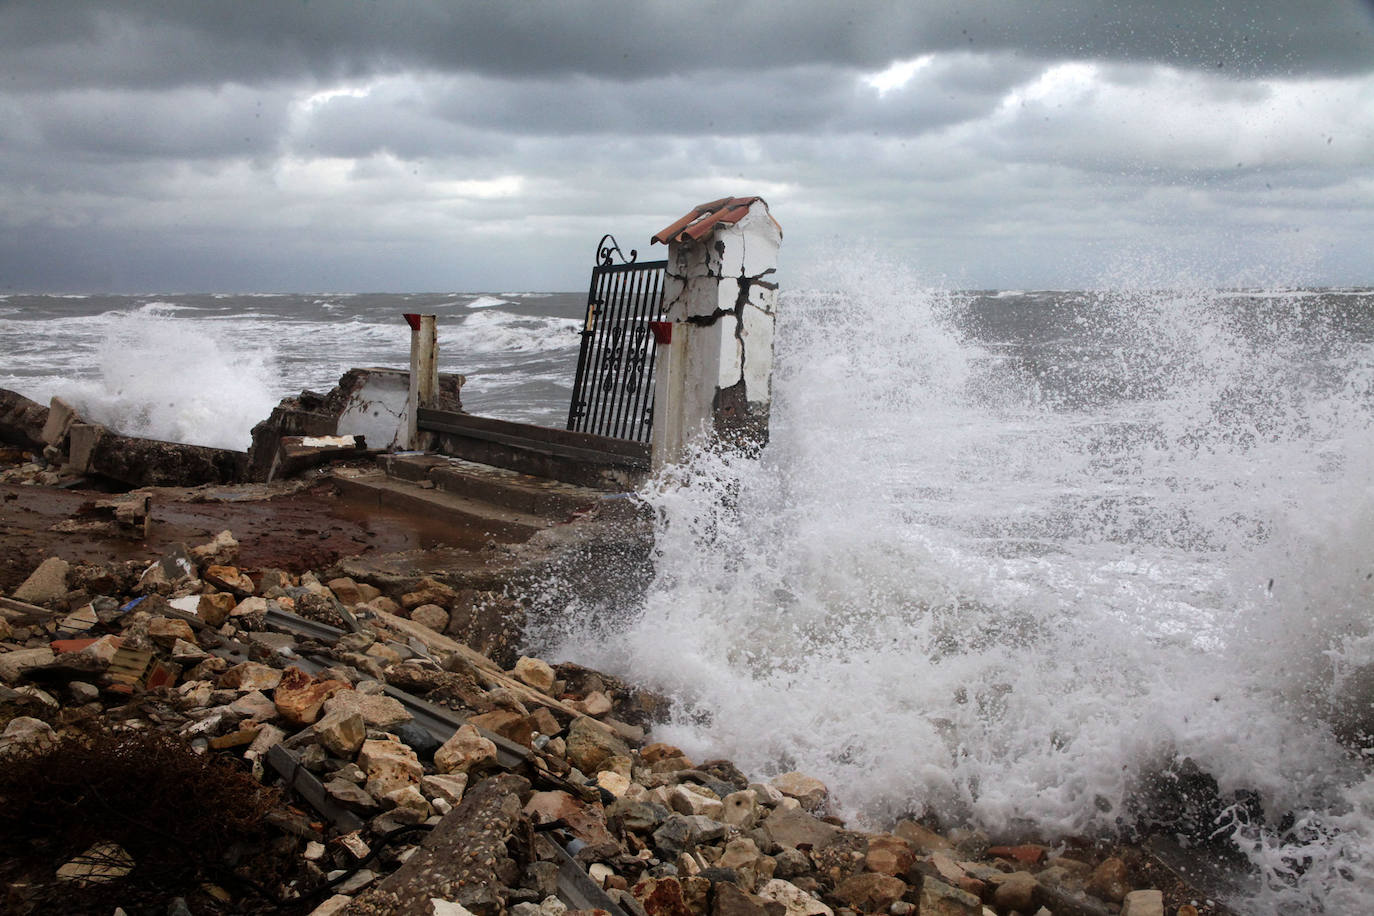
2,1,1372,292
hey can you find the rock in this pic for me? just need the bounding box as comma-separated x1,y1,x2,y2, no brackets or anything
170,638,209,663
326,577,365,606
607,797,670,833
274,667,349,726
190,529,239,565
633,876,696,916
314,709,367,757
761,807,839,850
0,716,57,758
401,577,458,610
756,880,832,916
322,689,412,729
514,656,556,693
434,724,498,775
652,814,726,858
720,790,761,830
525,790,616,846
990,871,1038,912
393,721,442,759
593,772,632,803
712,881,781,916
229,689,278,720
422,772,469,805
918,877,983,915
410,604,449,633
308,894,353,916
358,734,424,797
863,834,914,876
245,724,287,764
219,661,283,691
833,873,907,913
987,843,1047,865
326,779,381,813
0,647,57,684
56,841,135,885
468,708,535,747
232,595,270,618
1086,856,1130,903
384,784,433,819
197,592,237,627
669,785,724,819
770,772,827,811
137,543,197,592
1121,889,1164,916
570,690,613,718
148,616,196,648
13,556,70,607
566,715,631,775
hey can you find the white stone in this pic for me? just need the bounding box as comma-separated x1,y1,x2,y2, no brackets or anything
669,784,724,819
1121,889,1164,916
513,656,556,693
430,901,480,916
771,772,828,811
757,879,834,916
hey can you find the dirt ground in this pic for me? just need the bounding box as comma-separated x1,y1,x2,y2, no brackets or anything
0,474,487,593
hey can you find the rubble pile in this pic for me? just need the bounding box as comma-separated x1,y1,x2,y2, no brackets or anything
1,533,1213,916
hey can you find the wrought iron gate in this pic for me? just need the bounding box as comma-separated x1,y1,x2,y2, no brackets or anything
566,235,667,443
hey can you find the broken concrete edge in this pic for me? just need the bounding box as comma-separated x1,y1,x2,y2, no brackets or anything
248,368,464,482
3,367,463,490
0,388,50,451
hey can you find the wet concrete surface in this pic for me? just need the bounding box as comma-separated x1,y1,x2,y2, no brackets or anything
0,478,493,592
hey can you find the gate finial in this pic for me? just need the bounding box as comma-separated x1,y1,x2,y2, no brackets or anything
595,234,638,267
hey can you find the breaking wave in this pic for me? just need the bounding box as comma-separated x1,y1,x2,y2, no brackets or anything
544,255,1374,913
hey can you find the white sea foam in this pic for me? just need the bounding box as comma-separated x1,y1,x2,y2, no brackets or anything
53,309,280,451
465,295,512,309
446,310,581,357
542,256,1374,913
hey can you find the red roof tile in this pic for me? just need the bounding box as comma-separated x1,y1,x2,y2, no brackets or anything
652,196,781,245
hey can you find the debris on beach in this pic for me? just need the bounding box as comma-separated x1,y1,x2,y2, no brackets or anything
0,530,1227,915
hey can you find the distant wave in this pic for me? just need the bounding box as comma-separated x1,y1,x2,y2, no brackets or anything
466,295,512,309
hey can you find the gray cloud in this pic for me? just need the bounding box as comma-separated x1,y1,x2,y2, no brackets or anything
1,1,1372,292
2,0,1372,92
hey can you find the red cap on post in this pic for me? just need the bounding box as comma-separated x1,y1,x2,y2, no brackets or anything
402,313,422,331
649,320,673,345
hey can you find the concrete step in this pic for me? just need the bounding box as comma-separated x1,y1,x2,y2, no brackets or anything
376,453,614,521
330,468,553,543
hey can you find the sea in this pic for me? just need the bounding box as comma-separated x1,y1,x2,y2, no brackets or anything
3,271,1374,913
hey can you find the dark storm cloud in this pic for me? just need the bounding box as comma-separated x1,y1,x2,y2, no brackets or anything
2,0,1372,292
3,0,1372,92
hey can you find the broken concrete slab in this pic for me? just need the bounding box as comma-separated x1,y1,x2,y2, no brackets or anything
344,773,529,915
0,389,49,450
68,424,247,488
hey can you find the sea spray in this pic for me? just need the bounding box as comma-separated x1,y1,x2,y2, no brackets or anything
56,303,280,451
541,257,1374,912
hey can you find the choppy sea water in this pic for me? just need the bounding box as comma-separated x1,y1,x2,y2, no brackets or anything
4,275,1374,912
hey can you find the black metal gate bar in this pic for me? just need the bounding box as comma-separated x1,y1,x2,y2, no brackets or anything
616,264,663,439
567,235,666,443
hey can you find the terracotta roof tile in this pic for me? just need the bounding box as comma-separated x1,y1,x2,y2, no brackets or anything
652,196,781,245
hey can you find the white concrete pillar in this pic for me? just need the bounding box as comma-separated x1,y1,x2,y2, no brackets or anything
404,313,438,450
649,197,782,469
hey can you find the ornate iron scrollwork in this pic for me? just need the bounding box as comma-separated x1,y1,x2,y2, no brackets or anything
596,234,638,267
